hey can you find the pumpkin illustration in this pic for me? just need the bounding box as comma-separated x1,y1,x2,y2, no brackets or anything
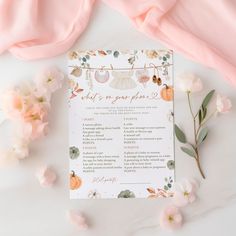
70,171,82,190
160,84,174,101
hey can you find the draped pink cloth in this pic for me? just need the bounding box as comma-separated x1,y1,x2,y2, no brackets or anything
0,0,236,86
0,0,95,59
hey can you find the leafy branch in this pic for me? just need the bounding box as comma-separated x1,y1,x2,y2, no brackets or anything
175,90,215,179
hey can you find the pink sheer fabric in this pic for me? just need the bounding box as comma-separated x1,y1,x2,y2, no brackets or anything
0,0,95,59
104,0,236,86
0,0,235,86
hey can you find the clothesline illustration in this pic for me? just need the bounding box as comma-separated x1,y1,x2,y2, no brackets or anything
69,63,173,71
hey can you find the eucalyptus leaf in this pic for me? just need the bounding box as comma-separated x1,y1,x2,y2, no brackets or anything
202,106,207,119
174,124,187,143
198,109,202,125
197,127,208,145
202,90,215,108
180,146,196,158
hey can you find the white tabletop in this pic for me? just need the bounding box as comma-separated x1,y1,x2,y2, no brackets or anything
0,2,235,236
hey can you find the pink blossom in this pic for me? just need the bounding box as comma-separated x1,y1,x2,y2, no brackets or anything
172,179,198,207
19,120,48,140
67,210,88,231
216,94,232,113
34,67,64,94
160,205,183,230
35,166,57,187
0,90,25,120
177,73,203,93
29,88,51,109
23,104,47,123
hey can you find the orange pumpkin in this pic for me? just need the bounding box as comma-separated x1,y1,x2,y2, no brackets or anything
160,84,174,101
70,171,82,190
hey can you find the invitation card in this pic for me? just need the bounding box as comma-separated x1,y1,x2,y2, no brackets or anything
68,50,174,199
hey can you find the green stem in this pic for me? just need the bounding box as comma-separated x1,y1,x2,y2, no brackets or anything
187,92,195,119
195,152,206,179
186,92,206,179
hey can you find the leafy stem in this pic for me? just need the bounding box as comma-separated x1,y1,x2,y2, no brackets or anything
186,92,205,179
196,110,216,136
175,89,215,179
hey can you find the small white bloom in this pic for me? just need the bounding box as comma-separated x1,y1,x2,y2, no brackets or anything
177,73,203,93
172,179,198,207
12,138,29,159
35,166,57,187
34,67,64,94
216,94,232,113
0,149,19,167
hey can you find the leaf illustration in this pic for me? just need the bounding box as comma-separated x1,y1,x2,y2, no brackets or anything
202,90,215,108
147,187,156,194
197,127,208,145
75,88,83,93
113,51,119,58
128,56,135,65
98,50,107,56
148,194,158,199
70,67,82,77
174,124,187,143
180,146,196,158
87,51,96,56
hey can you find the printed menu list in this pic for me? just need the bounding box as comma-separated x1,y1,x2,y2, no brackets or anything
69,50,174,199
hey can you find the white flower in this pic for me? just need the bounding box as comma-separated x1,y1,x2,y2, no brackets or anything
0,149,19,167
12,138,29,159
67,210,88,231
216,94,232,113
34,67,64,94
172,179,198,207
35,166,57,187
177,73,203,93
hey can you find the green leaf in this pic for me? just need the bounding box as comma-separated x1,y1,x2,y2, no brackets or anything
197,127,208,145
198,109,202,125
202,106,207,120
174,124,187,143
202,90,215,108
180,146,196,158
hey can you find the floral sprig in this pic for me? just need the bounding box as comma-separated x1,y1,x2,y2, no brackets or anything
0,67,64,166
175,73,232,179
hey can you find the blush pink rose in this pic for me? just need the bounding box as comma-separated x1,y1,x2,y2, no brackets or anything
23,104,47,123
21,121,48,140
67,210,88,231
216,94,232,113
0,90,25,120
35,166,57,187
160,205,183,230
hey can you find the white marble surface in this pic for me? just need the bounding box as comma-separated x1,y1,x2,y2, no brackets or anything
0,2,235,236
